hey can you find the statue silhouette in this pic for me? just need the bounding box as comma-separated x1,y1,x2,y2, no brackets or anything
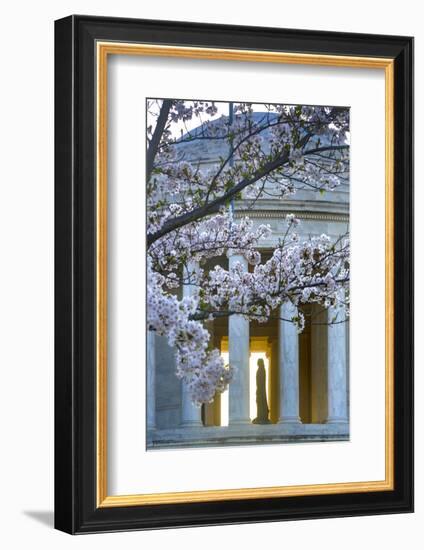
252,358,271,424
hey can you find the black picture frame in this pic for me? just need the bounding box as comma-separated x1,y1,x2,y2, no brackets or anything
55,14,414,534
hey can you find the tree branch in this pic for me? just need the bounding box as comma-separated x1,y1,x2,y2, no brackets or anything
147,142,348,247
146,99,172,182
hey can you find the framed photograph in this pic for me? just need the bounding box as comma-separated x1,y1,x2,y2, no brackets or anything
54,15,413,534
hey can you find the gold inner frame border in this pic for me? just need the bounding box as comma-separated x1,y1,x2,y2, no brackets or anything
96,42,394,508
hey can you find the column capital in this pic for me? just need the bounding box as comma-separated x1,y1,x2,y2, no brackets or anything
229,253,248,269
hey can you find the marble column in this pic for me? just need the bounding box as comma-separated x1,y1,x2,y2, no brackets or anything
278,302,301,423
229,254,251,425
180,261,202,427
147,330,156,431
327,305,349,423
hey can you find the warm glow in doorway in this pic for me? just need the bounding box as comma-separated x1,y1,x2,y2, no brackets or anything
220,351,270,425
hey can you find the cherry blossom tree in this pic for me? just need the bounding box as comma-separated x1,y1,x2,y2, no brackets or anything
147,99,350,405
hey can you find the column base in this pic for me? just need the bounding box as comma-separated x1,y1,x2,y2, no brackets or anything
278,416,302,424
180,422,203,429
326,417,349,424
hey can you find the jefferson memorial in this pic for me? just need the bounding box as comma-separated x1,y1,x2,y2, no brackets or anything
147,113,349,449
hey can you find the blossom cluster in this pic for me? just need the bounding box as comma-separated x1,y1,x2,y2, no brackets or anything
148,211,271,282
199,231,349,329
147,261,233,405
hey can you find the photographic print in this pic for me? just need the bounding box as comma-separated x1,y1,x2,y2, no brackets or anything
146,98,350,450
